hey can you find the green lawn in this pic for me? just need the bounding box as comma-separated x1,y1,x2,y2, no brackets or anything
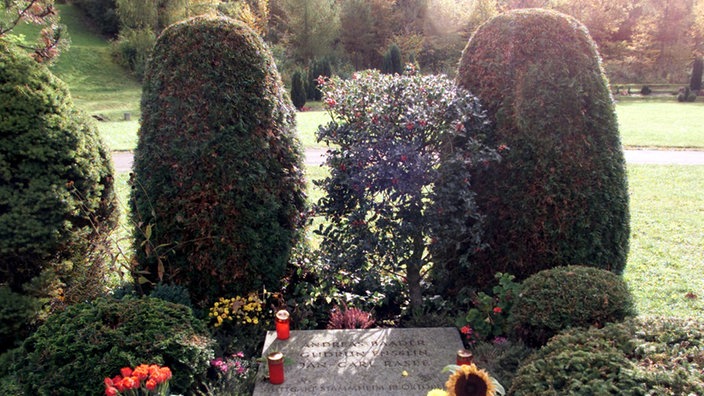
624,165,704,319
616,100,704,149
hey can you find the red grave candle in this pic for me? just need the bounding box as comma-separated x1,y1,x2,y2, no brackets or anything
275,309,290,340
456,349,474,366
267,351,285,384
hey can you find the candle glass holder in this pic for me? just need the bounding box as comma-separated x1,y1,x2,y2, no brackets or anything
275,309,290,340
456,349,474,366
267,351,285,384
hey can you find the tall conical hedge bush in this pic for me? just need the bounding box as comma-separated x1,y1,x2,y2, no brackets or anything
451,9,629,289
0,42,117,301
131,17,306,307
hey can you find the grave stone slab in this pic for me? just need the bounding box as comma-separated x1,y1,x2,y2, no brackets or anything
253,327,462,395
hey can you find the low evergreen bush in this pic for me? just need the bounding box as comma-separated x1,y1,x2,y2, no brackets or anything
678,86,697,102
0,287,39,354
13,297,214,395
510,265,635,347
510,317,704,395
0,42,118,303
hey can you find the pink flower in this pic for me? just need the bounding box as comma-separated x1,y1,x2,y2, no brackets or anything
460,325,472,335
105,386,119,396
493,307,502,314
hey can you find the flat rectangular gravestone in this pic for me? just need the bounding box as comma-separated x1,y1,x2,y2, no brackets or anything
253,327,462,395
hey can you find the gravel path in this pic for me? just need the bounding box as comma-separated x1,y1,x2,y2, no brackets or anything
111,148,704,173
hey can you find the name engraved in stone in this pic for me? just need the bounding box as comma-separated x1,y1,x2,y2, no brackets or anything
253,328,464,395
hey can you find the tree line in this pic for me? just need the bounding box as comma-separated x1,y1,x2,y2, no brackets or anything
3,0,703,84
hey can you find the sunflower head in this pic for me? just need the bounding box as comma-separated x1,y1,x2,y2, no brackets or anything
445,364,495,396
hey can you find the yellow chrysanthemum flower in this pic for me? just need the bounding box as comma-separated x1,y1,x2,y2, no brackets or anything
445,364,495,396
428,390,449,396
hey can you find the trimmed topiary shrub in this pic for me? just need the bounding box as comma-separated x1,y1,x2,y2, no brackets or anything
131,16,307,308
13,297,214,395
291,70,307,109
510,316,704,395
453,9,630,289
510,265,635,347
0,42,118,301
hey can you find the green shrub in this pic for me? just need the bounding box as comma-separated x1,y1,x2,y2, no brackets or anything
149,282,193,309
382,44,403,75
457,273,522,343
73,0,120,37
454,9,630,289
510,317,704,395
0,287,40,354
306,58,332,100
510,265,635,347
131,16,306,308
677,86,697,102
111,27,156,81
13,297,214,395
471,339,533,392
0,42,118,301
291,70,307,109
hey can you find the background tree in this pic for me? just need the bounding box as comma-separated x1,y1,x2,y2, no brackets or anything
0,0,67,62
315,70,497,313
279,0,339,65
454,9,630,290
691,57,703,91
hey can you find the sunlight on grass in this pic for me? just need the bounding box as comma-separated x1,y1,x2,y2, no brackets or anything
617,101,704,149
296,110,332,149
624,164,704,319
98,120,140,151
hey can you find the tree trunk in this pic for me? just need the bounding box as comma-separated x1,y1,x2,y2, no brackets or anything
407,230,425,314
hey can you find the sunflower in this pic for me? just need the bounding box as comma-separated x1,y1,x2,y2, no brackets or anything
445,364,495,396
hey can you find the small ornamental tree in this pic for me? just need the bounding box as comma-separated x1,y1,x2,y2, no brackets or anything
454,9,630,289
315,69,498,312
0,42,117,302
131,16,307,308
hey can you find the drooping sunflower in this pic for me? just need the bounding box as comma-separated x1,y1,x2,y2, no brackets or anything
445,364,495,396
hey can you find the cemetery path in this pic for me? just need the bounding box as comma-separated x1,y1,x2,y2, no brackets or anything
110,148,704,173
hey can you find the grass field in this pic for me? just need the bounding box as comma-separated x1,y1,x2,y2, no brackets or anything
624,165,704,319
616,100,704,149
